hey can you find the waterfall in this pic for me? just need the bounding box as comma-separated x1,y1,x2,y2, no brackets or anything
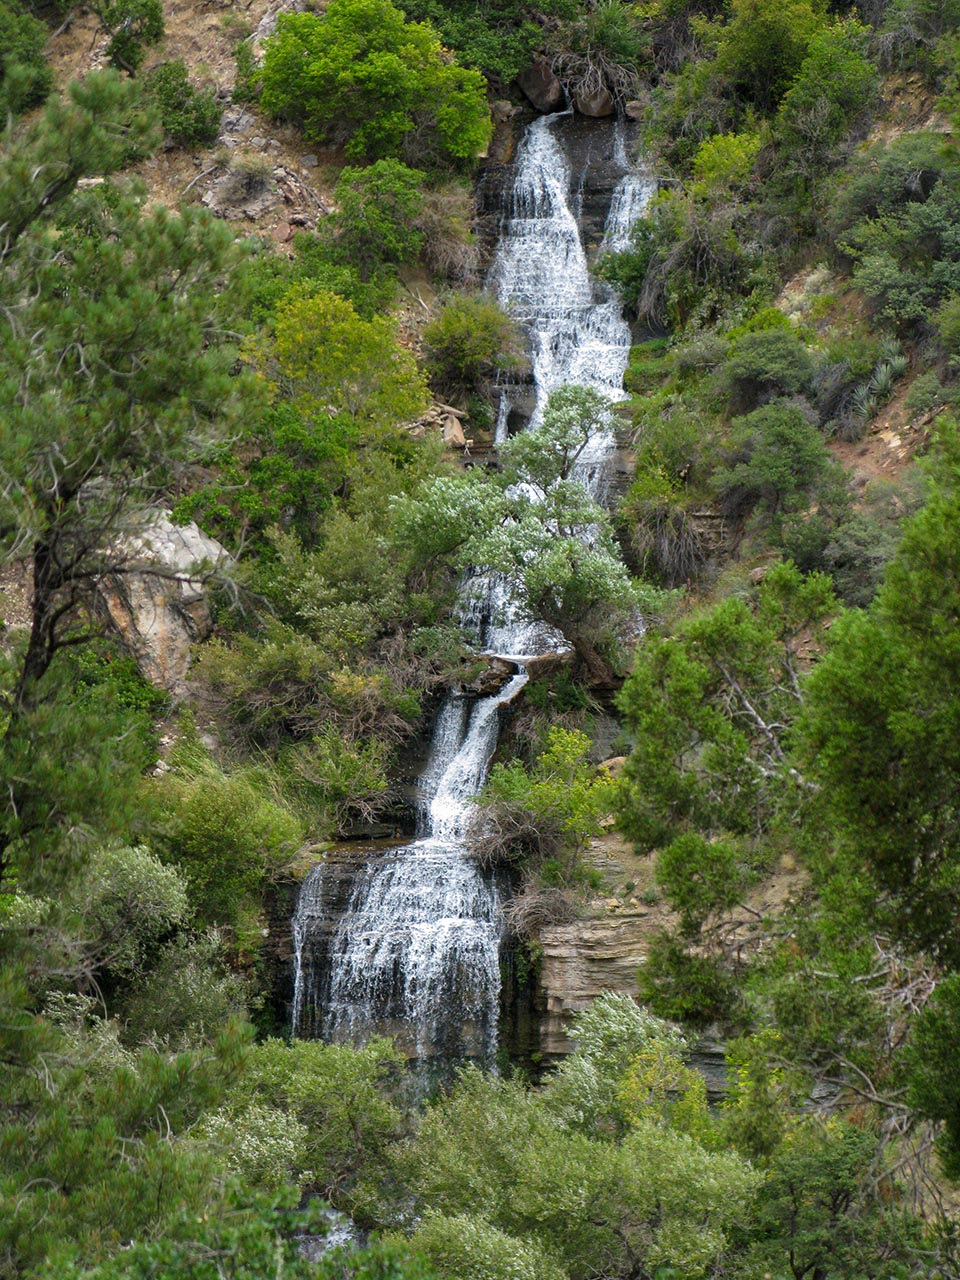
291,113,650,1062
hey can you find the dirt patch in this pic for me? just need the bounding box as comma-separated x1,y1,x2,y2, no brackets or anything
0,560,31,631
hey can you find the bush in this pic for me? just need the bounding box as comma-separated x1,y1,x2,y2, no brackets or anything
0,0,52,116
717,401,832,521
721,328,815,412
260,0,492,166
422,295,523,398
469,726,616,885
715,0,823,113
145,61,221,146
328,160,425,279
154,732,304,924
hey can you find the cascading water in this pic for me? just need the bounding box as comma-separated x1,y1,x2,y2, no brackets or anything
291,112,651,1062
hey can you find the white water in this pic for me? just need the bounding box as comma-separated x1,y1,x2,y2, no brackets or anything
291,115,650,1061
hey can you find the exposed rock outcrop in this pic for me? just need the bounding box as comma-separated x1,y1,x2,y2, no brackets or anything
96,512,229,694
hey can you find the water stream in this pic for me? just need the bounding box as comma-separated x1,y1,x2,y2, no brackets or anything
291,113,652,1063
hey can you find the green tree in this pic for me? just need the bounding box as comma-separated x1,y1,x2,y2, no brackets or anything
260,0,491,166
716,0,824,114
774,19,879,216
144,60,221,147
94,0,165,75
798,423,960,963
259,285,428,428
0,0,52,116
617,560,837,853
0,73,249,890
422,295,523,400
470,725,617,884
327,160,425,280
717,401,833,521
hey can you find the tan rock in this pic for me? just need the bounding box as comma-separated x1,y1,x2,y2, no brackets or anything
574,85,615,118
442,416,466,448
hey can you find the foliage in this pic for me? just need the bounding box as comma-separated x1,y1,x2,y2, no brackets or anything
721,328,815,412
715,0,823,114
716,401,834,521
0,0,52,116
392,387,646,679
422,295,524,399
470,726,616,884
260,0,491,167
0,73,247,889
259,286,429,427
551,0,651,107
145,61,222,146
830,133,960,330
0,979,250,1276
617,560,837,852
393,1063,758,1280
153,732,304,924
220,1037,404,1206
798,422,960,964
65,843,191,983
328,160,426,280
398,0,576,82
656,832,750,938
94,0,164,74
904,973,960,1178
773,19,879,213
542,993,687,1136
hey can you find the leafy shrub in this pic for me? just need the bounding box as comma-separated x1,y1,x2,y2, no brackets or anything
638,930,743,1025
422,295,524,398
551,0,650,107
656,833,750,939
279,730,393,836
94,0,164,74
469,726,616,885
715,0,823,113
260,0,492,166
223,1036,404,1203
67,844,191,982
407,1213,567,1280
327,160,425,279
717,401,832,520
119,931,250,1046
721,328,815,413
399,0,576,82
233,38,260,103
830,134,960,329
145,60,221,146
0,0,52,116
154,731,304,923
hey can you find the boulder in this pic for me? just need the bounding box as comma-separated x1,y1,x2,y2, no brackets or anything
517,57,565,113
573,84,615,118
96,512,229,694
442,415,467,448
624,99,646,121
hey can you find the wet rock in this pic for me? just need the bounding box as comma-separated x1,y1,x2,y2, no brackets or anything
518,56,565,113
464,656,518,696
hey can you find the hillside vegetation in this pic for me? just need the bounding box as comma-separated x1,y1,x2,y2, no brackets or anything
2,0,960,1276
